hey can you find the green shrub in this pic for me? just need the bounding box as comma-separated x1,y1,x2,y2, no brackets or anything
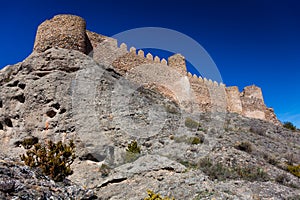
188,137,201,145
125,140,141,163
144,190,175,200
20,140,75,182
283,122,297,131
184,117,201,129
235,141,252,153
187,136,204,145
126,140,141,154
287,164,300,178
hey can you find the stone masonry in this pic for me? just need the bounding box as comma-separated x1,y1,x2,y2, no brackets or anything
34,15,92,54
32,14,281,125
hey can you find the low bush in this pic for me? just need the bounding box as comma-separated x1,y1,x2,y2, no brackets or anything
144,190,175,200
198,157,236,181
20,140,75,182
235,166,269,182
198,157,269,182
187,135,204,145
126,140,141,154
262,153,278,166
184,117,201,130
125,140,141,163
235,141,252,153
249,126,266,136
275,174,290,185
283,122,297,131
287,164,300,178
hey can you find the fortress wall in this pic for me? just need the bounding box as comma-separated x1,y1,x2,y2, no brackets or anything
207,80,227,113
32,14,280,125
86,30,107,49
112,51,153,75
34,15,90,54
226,86,243,114
102,34,281,121
242,85,264,102
85,30,188,78
187,74,228,113
240,85,266,120
188,75,211,112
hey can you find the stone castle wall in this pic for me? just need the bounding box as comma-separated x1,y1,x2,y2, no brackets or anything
88,35,280,124
32,14,281,125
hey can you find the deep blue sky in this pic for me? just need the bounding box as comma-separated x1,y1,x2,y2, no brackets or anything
1,0,299,127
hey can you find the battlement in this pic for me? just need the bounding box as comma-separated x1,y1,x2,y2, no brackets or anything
32,14,281,125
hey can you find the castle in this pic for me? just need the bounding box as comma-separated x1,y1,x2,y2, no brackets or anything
33,14,280,125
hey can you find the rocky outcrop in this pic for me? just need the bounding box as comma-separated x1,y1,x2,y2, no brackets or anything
0,154,97,199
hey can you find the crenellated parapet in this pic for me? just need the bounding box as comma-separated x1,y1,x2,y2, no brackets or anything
32,14,281,125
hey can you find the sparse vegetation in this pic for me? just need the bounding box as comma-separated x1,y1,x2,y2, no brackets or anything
164,105,180,114
99,163,111,178
178,159,198,170
14,136,39,149
198,157,233,181
198,157,269,182
184,117,201,129
125,140,141,163
126,140,141,154
174,134,204,145
20,140,75,182
283,122,297,131
235,166,269,182
249,126,266,136
287,164,300,178
235,141,253,153
188,136,202,145
144,190,175,200
285,153,296,165
275,173,290,185
262,153,278,166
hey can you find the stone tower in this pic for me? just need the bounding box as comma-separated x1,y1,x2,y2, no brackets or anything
33,15,92,54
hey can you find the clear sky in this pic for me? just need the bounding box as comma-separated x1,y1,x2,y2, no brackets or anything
1,0,299,127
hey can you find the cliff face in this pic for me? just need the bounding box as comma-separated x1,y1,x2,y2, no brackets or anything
1,15,299,199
